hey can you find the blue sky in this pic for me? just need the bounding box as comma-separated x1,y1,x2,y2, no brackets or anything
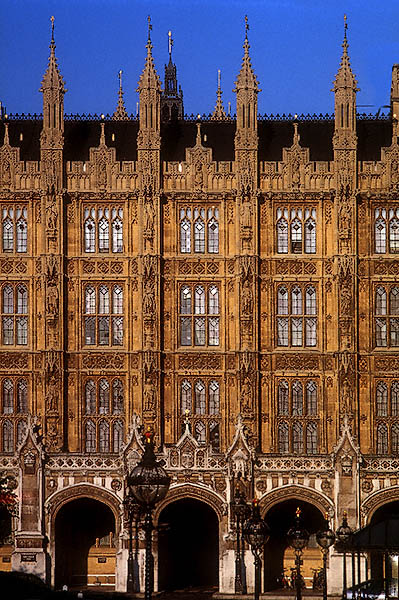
1,0,399,117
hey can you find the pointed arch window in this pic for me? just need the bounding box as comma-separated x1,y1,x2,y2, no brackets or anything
374,285,399,347
293,422,303,454
2,206,28,253
292,381,303,416
278,380,289,416
17,380,27,413
2,420,13,453
85,380,96,414
209,381,220,415
377,423,388,454
376,382,388,416
304,217,316,253
392,423,399,453
291,217,302,253
99,421,110,453
84,284,124,347
306,422,318,455
376,287,387,315
210,421,220,451
277,207,316,254
278,422,289,454
392,382,399,416
195,380,206,415
17,419,27,448
113,420,124,453
389,215,399,253
112,379,123,414
99,379,110,414
2,379,13,414
85,420,96,453
84,206,123,253
2,283,28,346
181,380,192,414
195,421,206,444
375,210,387,254
306,381,317,415
179,206,219,254
277,283,317,348
179,283,220,347
276,210,288,254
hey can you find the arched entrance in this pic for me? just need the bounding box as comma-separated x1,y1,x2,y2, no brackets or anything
158,498,219,592
54,498,116,589
264,498,325,591
369,500,399,587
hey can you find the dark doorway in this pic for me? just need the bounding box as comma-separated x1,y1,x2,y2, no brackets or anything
264,498,325,591
369,501,399,584
158,498,219,591
54,498,115,589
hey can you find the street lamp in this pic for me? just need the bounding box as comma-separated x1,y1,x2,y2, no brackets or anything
335,511,353,600
287,507,310,600
316,513,336,600
231,487,250,593
127,429,171,600
243,499,270,600
123,494,142,593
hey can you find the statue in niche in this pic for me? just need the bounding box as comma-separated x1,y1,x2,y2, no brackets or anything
194,161,203,188
143,289,155,316
46,286,59,317
46,185,58,230
341,376,353,414
242,279,253,315
241,377,253,412
143,384,156,412
240,186,252,228
3,160,11,186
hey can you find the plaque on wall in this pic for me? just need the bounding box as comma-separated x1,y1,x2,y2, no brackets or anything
21,553,37,563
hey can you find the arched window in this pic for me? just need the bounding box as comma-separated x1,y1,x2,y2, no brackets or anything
292,381,303,416
375,211,386,253
194,287,206,345
181,380,192,414
99,379,110,414
392,382,399,417
17,419,27,448
293,422,303,454
376,287,387,315
376,382,388,416
180,215,191,253
390,287,399,314
99,285,110,314
99,421,110,453
112,379,123,414
375,318,387,347
2,218,13,252
195,421,206,444
98,216,109,252
112,286,123,314
392,423,399,453
84,217,95,253
306,381,317,415
112,216,123,253
304,218,316,253
181,286,191,314
85,286,96,314
306,422,318,454
389,217,399,253
16,218,27,253
209,381,220,414
17,285,27,314
291,217,302,253
85,420,96,453
305,287,317,315
194,208,205,253
291,286,302,315
278,422,289,454
17,380,27,413
278,380,289,415
85,380,96,414
3,285,13,314
209,286,219,315
3,420,13,452
2,379,13,414
207,215,219,253
277,218,288,253
195,380,206,415
210,421,220,451
113,420,124,453
277,287,288,316
377,423,388,454
194,285,205,314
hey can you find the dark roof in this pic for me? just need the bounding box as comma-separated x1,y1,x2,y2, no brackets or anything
0,116,393,165
349,517,399,551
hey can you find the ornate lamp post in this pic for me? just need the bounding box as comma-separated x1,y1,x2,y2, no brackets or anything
316,513,336,600
123,494,142,593
231,487,250,593
287,507,310,600
335,511,353,600
127,430,170,600
243,499,270,600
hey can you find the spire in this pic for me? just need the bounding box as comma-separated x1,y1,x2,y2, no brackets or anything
233,15,260,93
211,70,227,120
113,70,129,120
332,15,358,92
137,16,161,92
161,28,184,120
3,121,9,146
168,30,173,62
391,64,399,121
40,16,66,95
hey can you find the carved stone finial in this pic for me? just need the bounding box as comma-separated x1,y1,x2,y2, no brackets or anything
168,30,173,58
137,16,161,94
211,69,227,120
3,122,9,146
113,69,129,121
332,15,358,93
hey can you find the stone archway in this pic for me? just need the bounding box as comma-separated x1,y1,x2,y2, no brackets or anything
157,497,219,592
47,485,121,590
362,487,399,524
260,489,328,591
153,483,225,525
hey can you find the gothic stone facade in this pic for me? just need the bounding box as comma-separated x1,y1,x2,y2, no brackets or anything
0,22,399,593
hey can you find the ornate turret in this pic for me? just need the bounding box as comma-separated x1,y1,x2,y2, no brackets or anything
40,16,66,148
113,70,129,120
161,30,183,121
391,64,399,126
234,15,260,141
332,16,358,148
211,70,227,120
137,16,161,141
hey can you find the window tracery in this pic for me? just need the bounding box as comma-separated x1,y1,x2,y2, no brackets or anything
277,379,319,454
376,379,399,454
374,285,399,347
1,283,28,346
276,283,317,347
179,283,220,346
1,206,27,253
374,207,399,254
180,378,220,451
276,207,316,254
179,206,219,254
83,377,124,453
83,283,123,346
0,377,28,452
83,206,123,253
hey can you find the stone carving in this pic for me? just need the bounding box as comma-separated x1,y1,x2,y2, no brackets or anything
275,354,319,370
45,184,58,231
178,354,221,370
143,184,156,251
0,353,29,369
82,353,125,370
